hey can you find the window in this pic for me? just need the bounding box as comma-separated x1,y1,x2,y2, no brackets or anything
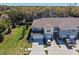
47,30,51,32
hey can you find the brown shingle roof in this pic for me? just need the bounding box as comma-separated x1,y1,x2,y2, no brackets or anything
32,18,79,29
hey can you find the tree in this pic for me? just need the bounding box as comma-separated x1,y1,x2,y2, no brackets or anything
0,18,12,34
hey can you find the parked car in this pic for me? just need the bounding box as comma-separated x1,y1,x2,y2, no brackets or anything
65,39,72,48
47,39,51,45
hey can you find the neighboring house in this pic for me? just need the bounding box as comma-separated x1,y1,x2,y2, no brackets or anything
1,14,10,19
30,18,79,46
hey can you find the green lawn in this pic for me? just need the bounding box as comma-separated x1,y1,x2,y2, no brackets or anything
0,26,32,55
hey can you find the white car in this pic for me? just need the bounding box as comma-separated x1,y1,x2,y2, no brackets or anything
47,39,51,45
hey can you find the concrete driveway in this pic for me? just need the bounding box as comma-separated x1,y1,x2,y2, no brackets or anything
29,40,79,55
30,42,46,55
29,35,46,55
72,40,79,54
48,40,78,55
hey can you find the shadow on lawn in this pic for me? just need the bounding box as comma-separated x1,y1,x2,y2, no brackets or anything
0,35,4,43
